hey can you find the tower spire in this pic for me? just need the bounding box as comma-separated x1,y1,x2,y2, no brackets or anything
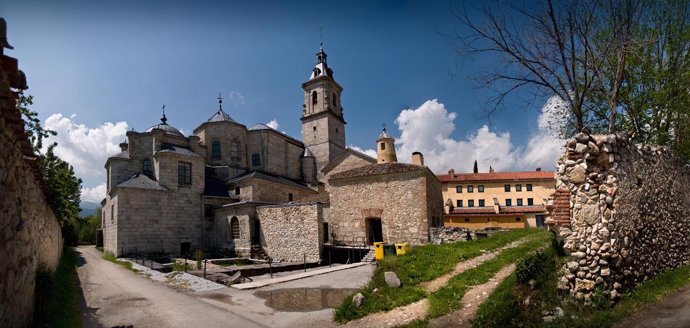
217,92,223,111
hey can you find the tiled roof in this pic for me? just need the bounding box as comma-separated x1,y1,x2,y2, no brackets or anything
207,109,237,123
117,174,166,190
156,145,201,158
226,171,313,190
109,151,129,160
330,162,427,180
247,123,304,146
447,205,546,216
438,170,555,183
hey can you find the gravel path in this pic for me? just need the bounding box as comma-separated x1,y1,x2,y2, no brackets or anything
342,240,524,327
124,260,226,292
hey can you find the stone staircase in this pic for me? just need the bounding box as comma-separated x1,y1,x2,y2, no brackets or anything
250,245,270,260
361,249,376,262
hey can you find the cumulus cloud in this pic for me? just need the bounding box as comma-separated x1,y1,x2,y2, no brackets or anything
43,114,128,201
266,118,279,130
391,99,564,174
348,145,377,158
81,183,106,203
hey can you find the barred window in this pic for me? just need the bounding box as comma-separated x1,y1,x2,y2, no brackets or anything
143,158,152,176
230,217,240,239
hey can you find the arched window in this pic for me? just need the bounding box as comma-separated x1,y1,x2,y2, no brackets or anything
332,93,337,106
230,140,240,159
211,140,221,160
230,217,240,239
311,91,318,104
142,158,152,176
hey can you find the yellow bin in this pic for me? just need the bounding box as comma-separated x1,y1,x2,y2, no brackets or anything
395,243,411,255
373,242,384,260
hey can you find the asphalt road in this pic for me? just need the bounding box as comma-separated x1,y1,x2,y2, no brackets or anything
615,284,690,328
75,246,267,328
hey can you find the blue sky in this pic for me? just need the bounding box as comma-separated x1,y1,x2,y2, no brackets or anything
2,0,564,203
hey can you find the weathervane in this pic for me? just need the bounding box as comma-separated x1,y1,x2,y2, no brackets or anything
319,27,324,48
217,92,223,110
161,105,168,124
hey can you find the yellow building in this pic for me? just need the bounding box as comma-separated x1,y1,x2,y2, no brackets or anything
438,169,555,230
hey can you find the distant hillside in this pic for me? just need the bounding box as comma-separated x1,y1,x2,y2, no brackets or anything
80,201,101,217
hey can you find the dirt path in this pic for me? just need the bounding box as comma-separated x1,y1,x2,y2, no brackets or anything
428,264,516,328
614,284,690,328
341,241,523,327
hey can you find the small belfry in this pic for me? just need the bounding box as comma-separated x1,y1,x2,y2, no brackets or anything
377,127,397,163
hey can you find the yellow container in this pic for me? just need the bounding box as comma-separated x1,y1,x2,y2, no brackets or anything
395,243,411,255
374,242,384,260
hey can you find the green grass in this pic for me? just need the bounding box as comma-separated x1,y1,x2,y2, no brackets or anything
472,248,690,327
102,252,137,272
32,247,82,328
333,229,543,323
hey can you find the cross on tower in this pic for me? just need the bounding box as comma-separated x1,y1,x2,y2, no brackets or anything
319,27,324,48
217,92,223,110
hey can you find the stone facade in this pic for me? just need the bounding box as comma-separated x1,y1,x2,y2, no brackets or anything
549,132,690,301
257,203,324,262
0,44,63,328
329,163,444,246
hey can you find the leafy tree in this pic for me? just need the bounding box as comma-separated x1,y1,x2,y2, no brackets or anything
78,208,101,245
17,92,56,154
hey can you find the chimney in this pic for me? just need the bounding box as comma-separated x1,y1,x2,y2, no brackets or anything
489,166,495,173
448,169,455,176
119,142,128,151
412,152,424,166
536,167,542,172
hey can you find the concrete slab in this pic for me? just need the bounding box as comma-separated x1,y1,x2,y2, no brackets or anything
232,262,371,290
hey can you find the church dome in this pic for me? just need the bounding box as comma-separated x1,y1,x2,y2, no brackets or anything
146,113,184,137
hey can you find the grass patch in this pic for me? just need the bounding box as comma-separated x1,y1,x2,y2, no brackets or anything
426,230,552,319
472,247,690,327
33,247,81,328
172,262,191,272
102,252,137,272
334,229,542,323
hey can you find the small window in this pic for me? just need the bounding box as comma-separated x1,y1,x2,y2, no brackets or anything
380,142,386,150
516,184,522,192
211,140,221,160
235,187,240,195
517,198,523,206
312,91,317,104
110,204,114,223
468,200,474,207
478,185,484,193
230,217,240,239
456,200,463,207
336,128,338,134
178,162,192,186
143,158,152,175
464,218,469,223
526,184,533,191
478,199,485,207
527,198,534,206
504,185,511,192
505,199,512,206
516,217,522,222
456,186,462,193
288,193,293,202
313,126,317,131
251,153,261,166
332,93,337,106
467,186,474,193
204,204,213,218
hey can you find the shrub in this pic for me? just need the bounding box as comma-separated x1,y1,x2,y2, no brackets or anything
515,249,555,285
194,249,204,270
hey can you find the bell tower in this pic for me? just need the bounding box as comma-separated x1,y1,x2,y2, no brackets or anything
301,44,346,172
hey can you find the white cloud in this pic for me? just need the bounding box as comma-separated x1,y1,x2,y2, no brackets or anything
266,118,279,130
348,145,377,159
227,91,245,107
44,113,128,193
390,99,564,173
81,183,106,203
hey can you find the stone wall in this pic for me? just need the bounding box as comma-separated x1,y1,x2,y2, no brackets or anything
429,227,471,244
257,203,323,262
1,51,63,327
551,132,690,301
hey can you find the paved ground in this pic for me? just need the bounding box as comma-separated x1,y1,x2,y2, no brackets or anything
76,246,374,328
615,284,690,328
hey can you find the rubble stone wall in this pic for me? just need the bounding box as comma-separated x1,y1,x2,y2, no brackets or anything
0,57,63,327
552,132,690,301
257,203,323,262
429,227,471,244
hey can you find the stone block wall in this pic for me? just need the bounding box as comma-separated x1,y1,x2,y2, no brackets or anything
257,203,323,262
429,227,471,244
551,132,690,301
0,54,63,327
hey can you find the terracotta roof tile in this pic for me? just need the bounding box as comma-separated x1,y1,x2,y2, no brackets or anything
437,171,555,183
447,205,545,216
